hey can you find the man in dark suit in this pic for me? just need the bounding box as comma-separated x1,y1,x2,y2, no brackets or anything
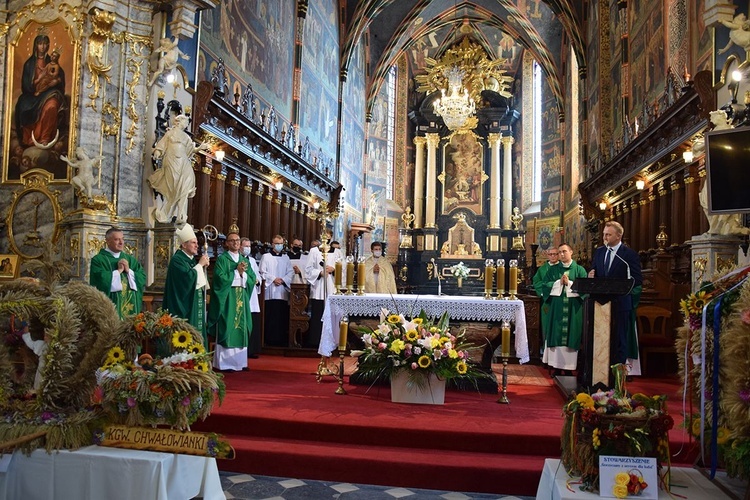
587,221,643,367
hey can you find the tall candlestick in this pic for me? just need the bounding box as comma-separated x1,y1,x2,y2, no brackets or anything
334,260,342,286
357,260,366,294
509,259,518,299
346,258,354,294
339,319,348,350
532,217,537,244
484,259,494,299
501,321,511,357
496,259,505,298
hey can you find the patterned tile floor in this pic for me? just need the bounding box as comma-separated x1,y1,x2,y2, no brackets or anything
218,471,534,500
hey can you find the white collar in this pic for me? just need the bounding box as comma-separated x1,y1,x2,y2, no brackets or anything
105,248,121,258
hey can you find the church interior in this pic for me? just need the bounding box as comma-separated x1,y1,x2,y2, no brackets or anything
2,0,750,498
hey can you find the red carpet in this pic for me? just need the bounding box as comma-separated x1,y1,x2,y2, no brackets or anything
192,356,698,496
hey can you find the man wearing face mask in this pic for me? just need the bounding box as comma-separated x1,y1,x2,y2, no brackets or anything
364,241,397,294
240,238,262,358
207,229,255,371
532,247,560,350
259,235,294,347
288,238,307,284
303,239,335,349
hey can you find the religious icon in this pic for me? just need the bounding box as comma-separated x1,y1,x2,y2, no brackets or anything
3,20,78,183
0,255,19,280
441,133,485,215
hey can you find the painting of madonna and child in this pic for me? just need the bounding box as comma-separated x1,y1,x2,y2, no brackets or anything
3,20,76,182
441,133,484,216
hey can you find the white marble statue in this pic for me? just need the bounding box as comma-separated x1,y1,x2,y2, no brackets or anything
699,181,750,236
60,147,103,199
149,114,210,225
710,109,733,130
718,13,750,55
148,37,190,88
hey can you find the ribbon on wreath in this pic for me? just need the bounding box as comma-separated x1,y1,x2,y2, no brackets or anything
709,298,722,479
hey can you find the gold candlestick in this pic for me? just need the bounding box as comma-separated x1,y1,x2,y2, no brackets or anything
336,318,348,395
509,259,518,300
484,259,494,299
334,260,342,295
495,259,505,299
498,319,511,404
357,258,366,295
345,257,354,295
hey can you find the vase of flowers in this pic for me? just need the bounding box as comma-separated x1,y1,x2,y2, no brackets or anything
450,262,469,288
351,309,489,405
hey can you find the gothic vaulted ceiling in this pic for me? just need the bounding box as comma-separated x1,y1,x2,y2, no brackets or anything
340,0,586,119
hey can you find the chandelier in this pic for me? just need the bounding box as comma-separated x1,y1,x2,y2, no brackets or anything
433,66,476,131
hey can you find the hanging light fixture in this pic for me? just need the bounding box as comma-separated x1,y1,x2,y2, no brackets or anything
433,66,476,131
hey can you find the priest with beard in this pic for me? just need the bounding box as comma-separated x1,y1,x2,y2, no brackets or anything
541,244,588,375
208,229,255,371
163,224,210,349
259,234,294,347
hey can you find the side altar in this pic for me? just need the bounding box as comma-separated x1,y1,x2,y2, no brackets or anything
320,293,529,393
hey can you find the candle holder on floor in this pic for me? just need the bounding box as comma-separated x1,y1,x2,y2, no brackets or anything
497,356,510,404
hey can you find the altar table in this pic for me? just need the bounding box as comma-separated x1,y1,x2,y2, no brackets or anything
536,458,730,500
319,293,528,363
0,445,224,500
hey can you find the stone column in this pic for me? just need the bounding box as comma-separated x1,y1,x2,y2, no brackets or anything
413,136,426,229
501,136,515,229
424,133,440,229
687,234,742,292
488,133,502,229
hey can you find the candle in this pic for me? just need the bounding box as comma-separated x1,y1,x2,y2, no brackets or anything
484,265,494,291
335,260,342,287
532,217,537,244
509,260,518,295
357,261,366,288
496,259,505,294
501,323,511,357
346,260,354,288
339,320,348,350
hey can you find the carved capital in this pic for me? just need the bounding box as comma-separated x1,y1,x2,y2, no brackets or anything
425,133,440,149
488,133,503,147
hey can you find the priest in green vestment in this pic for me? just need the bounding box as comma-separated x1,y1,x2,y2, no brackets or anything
163,224,210,347
89,227,147,319
532,247,560,351
207,230,255,371
540,244,588,372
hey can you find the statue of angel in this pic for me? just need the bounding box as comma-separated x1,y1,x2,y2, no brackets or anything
718,13,750,55
148,37,190,88
60,147,103,199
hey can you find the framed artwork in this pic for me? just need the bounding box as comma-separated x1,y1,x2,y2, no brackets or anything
0,255,20,280
3,18,80,183
441,133,486,215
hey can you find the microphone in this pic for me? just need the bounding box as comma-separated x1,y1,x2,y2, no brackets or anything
607,246,631,280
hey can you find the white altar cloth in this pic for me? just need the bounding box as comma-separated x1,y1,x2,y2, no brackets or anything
319,293,528,362
0,445,224,500
536,458,729,500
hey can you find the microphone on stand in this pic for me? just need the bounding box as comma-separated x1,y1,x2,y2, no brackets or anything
607,247,631,280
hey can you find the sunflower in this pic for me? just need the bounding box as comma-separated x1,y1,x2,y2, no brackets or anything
456,360,467,374
418,355,431,368
387,314,401,324
684,291,708,315
197,361,209,372
412,318,423,325
106,346,126,365
691,417,703,437
172,330,191,348
716,426,731,445
188,342,206,355
405,329,419,342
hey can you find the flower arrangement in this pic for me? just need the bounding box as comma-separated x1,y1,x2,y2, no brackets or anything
450,262,470,279
612,470,648,498
561,365,673,492
94,310,224,430
677,265,750,480
351,309,489,389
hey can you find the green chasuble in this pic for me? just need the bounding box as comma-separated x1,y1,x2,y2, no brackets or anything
89,249,146,319
207,252,256,349
543,260,588,349
532,261,559,342
163,250,207,347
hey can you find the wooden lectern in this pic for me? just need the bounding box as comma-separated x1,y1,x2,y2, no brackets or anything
570,277,635,393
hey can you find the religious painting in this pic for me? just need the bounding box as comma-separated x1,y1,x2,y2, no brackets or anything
3,19,79,183
0,255,20,280
441,133,485,216
7,173,63,259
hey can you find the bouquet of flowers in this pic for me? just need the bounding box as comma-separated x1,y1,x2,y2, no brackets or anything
94,310,225,430
351,309,489,389
450,262,470,279
561,365,673,492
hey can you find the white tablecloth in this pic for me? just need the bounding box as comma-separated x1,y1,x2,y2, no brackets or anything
536,458,730,500
0,445,224,500
319,293,528,362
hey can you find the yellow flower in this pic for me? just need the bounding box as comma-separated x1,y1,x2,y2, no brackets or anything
612,484,629,499
448,349,458,359
389,339,405,354
575,393,595,409
717,426,731,445
106,346,126,365
172,330,191,348
691,418,702,437
614,472,630,486
387,314,401,324
418,355,431,368
412,318,423,325
188,342,205,355
197,361,209,372
456,360,467,374
405,329,419,342
429,326,440,333
685,291,708,315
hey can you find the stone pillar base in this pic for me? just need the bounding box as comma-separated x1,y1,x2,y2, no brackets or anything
687,233,743,291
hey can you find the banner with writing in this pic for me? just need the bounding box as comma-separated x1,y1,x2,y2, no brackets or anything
97,425,235,459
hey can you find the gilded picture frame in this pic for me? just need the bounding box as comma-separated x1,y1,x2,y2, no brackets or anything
441,133,486,216
6,171,63,259
3,18,81,183
0,254,20,280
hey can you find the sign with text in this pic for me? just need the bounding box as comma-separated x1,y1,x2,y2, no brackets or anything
599,456,658,499
98,425,235,459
